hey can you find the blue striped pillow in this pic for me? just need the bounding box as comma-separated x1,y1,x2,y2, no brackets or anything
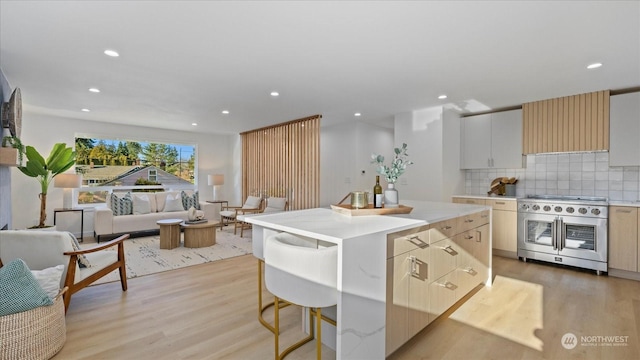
181,191,200,210
111,192,133,216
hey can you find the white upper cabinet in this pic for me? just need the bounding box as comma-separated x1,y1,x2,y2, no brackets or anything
461,109,523,169
610,92,640,167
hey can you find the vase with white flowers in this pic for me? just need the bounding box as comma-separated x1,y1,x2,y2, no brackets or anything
370,143,413,208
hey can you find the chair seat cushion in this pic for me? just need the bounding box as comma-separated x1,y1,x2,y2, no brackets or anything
220,210,236,218
0,259,53,316
79,251,118,281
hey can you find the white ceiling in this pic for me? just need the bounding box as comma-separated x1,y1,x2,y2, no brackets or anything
1,1,639,135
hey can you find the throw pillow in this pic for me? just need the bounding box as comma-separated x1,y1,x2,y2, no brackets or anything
243,196,262,209
69,232,91,268
181,190,200,210
30,264,64,300
111,192,133,216
133,194,152,215
0,259,53,316
164,194,185,212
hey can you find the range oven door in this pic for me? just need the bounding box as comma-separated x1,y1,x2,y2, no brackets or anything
518,212,558,255
558,216,607,263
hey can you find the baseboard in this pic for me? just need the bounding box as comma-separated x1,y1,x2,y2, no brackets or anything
492,249,517,259
608,268,640,282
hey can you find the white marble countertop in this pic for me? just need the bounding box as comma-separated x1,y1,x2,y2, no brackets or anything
452,194,518,201
241,200,489,243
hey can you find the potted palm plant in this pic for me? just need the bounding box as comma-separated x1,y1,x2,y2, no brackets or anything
17,142,76,228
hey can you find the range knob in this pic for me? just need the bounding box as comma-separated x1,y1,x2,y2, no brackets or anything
521,204,529,210
543,205,551,212
532,205,540,211
592,208,601,215
555,206,563,212
566,207,575,213
579,208,588,214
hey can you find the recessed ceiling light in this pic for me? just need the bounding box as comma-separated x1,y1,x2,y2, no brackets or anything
104,49,119,57
587,63,602,69
81,108,90,112
89,88,100,93
438,95,448,99
354,113,361,117
222,110,229,114
192,123,198,126
270,91,279,97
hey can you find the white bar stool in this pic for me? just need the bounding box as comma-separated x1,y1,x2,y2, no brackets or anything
264,232,338,360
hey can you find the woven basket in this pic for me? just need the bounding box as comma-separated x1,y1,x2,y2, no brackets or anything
0,288,67,360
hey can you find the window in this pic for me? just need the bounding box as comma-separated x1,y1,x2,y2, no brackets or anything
74,137,196,205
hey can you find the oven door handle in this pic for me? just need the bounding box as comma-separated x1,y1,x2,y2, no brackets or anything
554,217,563,251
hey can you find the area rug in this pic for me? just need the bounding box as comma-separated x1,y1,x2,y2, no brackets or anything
90,227,252,285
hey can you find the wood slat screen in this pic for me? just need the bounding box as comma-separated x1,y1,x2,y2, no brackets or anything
522,90,610,154
241,115,321,210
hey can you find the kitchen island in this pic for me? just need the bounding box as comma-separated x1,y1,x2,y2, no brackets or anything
244,200,492,359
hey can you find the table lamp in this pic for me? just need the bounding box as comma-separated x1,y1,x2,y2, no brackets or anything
208,174,224,201
54,173,82,209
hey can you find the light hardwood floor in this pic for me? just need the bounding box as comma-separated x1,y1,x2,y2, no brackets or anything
57,255,640,360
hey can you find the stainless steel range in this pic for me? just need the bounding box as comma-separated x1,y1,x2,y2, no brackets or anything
517,195,608,274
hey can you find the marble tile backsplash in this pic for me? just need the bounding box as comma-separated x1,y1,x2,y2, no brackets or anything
464,152,640,201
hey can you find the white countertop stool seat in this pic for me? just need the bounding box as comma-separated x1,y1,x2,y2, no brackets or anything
264,232,338,360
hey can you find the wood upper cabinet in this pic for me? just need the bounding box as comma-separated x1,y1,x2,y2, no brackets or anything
461,109,523,169
610,92,640,166
522,90,610,154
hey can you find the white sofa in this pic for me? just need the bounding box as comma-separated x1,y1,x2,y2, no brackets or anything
94,191,217,242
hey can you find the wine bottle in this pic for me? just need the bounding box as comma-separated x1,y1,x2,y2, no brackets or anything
373,175,383,208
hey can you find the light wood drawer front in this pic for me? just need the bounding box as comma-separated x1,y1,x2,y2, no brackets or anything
429,271,458,322
458,210,490,232
431,238,459,281
387,227,430,258
430,219,458,242
487,199,517,211
453,197,486,205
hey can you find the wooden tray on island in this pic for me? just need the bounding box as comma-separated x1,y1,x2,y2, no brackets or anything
330,204,413,216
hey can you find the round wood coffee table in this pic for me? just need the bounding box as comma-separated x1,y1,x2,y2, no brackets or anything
181,220,219,248
157,219,183,249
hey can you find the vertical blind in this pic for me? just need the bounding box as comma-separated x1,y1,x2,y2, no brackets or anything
240,115,321,210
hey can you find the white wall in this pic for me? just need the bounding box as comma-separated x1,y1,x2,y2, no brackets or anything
394,107,464,202
11,112,234,231
320,121,393,207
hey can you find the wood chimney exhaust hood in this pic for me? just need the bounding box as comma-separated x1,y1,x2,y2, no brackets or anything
522,90,610,154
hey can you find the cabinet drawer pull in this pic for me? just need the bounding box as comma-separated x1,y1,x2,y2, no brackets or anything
407,235,429,248
464,219,474,223
442,245,458,256
464,235,474,240
476,230,482,242
437,281,457,290
463,267,477,275
441,225,452,230
495,201,505,205
615,209,633,213
481,214,489,218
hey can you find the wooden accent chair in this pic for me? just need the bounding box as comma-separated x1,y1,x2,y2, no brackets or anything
239,197,288,238
219,195,264,234
0,230,129,312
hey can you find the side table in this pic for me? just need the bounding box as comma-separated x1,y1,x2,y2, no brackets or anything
157,219,183,249
54,208,84,242
206,200,229,228
181,221,218,248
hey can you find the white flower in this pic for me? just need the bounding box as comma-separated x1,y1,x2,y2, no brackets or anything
370,143,413,184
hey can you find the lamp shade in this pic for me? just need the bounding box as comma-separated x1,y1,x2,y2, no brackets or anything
54,173,82,188
208,174,224,186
